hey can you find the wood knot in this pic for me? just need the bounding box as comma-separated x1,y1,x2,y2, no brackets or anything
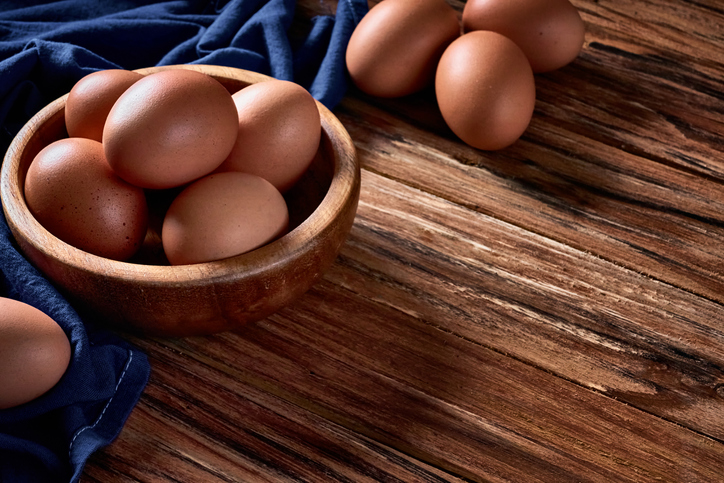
715,384,724,398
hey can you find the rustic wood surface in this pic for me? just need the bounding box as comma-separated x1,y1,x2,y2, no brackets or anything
83,0,724,481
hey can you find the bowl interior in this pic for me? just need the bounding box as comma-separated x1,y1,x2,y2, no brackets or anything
11,67,334,268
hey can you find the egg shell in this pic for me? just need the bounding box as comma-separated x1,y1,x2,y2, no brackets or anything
103,69,239,190
462,0,585,73
24,137,148,261
161,172,289,265
345,0,460,98
435,31,536,151
215,80,321,194
0,297,71,410
65,69,144,142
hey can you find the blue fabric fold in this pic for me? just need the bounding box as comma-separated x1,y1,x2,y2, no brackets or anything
0,0,368,481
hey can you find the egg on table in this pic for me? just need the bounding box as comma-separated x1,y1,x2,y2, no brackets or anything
345,0,460,98
435,30,536,151
0,297,71,410
462,0,585,73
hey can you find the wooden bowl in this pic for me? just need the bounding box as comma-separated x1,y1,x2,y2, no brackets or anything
0,65,360,337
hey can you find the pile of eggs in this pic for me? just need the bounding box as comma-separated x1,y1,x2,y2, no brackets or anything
24,68,322,265
345,0,586,150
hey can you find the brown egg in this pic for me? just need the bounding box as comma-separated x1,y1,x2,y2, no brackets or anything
435,31,536,151
0,297,71,410
103,69,239,190
65,69,144,142
214,80,321,194
162,172,289,265
462,0,585,73
345,0,460,98
24,137,148,261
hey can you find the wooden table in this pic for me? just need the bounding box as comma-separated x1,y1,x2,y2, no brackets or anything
82,1,724,481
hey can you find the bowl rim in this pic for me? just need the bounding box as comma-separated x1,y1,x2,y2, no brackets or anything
1,64,358,285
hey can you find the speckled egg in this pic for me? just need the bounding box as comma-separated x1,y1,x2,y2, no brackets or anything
24,137,148,261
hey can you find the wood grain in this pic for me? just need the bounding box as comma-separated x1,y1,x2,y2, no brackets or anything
337,41,724,303
85,171,724,482
84,348,464,483
336,171,724,441
339,0,724,304
79,0,724,481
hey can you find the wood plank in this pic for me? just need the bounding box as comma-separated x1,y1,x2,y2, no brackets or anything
577,0,724,68
328,171,724,441
130,295,724,482
334,0,724,303
81,1,724,481
336,87,724,302
83,344,464,483
96,171,724,482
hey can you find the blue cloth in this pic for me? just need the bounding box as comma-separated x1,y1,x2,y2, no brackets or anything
0,1,368,482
